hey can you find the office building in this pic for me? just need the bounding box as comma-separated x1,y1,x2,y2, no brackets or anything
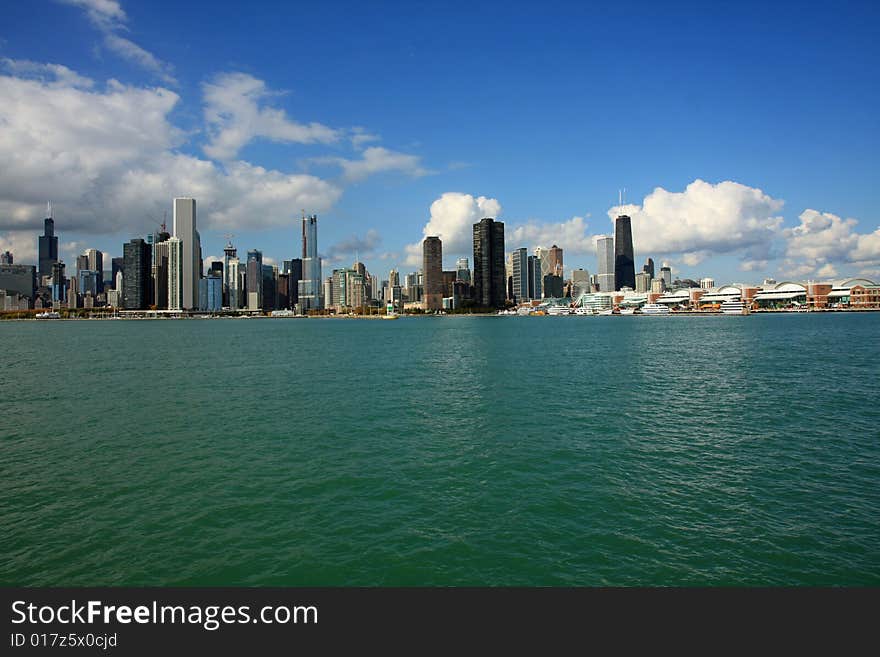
473,217,506,308
422,236,443,310
547,245,564,278
543,274,563,298
199,272,223,312
247,250,262,310
596,235,615,292
299,214,323,310
660,263,672,289
643,257,655,278
0,251,12,265
226,256,241,310
153,240,170,309
635,271,652,293
700,278,715,290
571,268,590,299
167,237,183,311
528,255,543,300
262,264,277,311
173,198,201,310
511,247,529,302
614,214,635,291
455,258,470,284
0,264,36,305
38,206,59,279
122,238,151,310
51,261,66,302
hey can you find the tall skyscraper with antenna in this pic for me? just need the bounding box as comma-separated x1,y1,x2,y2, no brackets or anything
172,198,201,310
613,190,635,290
38,202,59,279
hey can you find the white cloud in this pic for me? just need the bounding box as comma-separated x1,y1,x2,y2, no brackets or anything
1,58,95,88
781,209,880,278
405,192,501,266
0,64,341,252
350,127,380,150
316,146,430,182
202,72,339,161
509,215,596,255
606,179,785,265
57,0,176,84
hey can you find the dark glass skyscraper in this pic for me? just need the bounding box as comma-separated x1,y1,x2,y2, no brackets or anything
614,214,636,291
38,212,58,279
422,236,443,311
472,217,506,309
122,239,152,309
643,257,655,279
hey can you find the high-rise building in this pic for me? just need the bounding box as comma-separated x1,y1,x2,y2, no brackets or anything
700,277,715,289
543,274,563,298
455,258,470,284
643,257,655,278
511,247,529,302
422,236,443,311
527,255,543,299
167,237,183,311
199,272,223,312
286,258,302,308
614,214,635,290
299,214,323,310
111,257,124,289
78,269,99,298
323,277,333,310
226,257,241,310
660,263,672,289
261,264,277,311
389,269,400,288
0,251,12,265
173,198,201,310
38,205,59,279
548,245,564,278
247,250,262,310
153,240,170,309
82,248,104,293
473,217,506,309
596,236,615,292
51,261,66,302
571,268,590,300
0,264,36,305
635,271,652,293
122,238,152,310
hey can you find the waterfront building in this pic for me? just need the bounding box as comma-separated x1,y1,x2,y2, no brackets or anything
199,272,223,312
122,239,151,310
423,236,443,311
596,236,615,292
547,245,564,278
152,240,170,309
299,214,323,310
651,278,666,294
571,268,590,299
511,247,529,303
226,257,241,309
614,214,635,291
322,277,333,310
38,205,59,279
247,250,263,311
635,271,652,293
262,264,277,311
473,217,506,308
543,274,563,298
0,263,36,306
167,237,183,311
528,255,543,300
455,258,470,284
660,263,672,289
700,277,715,289
173,198,201,310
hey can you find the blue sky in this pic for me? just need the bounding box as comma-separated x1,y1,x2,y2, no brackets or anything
1,0,878,283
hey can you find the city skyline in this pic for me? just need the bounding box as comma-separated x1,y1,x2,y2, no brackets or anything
0,1,878,284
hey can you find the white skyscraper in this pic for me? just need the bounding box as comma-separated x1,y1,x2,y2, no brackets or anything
167,237,183,311
596,236,615,292
227,257,240,310
172,198,201,310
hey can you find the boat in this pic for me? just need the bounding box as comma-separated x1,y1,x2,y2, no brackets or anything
382,312,399,320
596,308,614,316
573,306,593,316
640,303,670,315
619,307,637,315
35,311,61,319
546,306,572,316
720,300,750,315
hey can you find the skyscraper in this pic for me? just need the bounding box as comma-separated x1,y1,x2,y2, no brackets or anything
299,214,322,310
643,257,655,278
660,262,672,289
227,256,241,310
247,249,263,310
173,198,200,310
454,258,470,284
286,258,302,308
223,239,237,307
38,204,59,280
422,236,443,311
571,268,590,300
548,245,563,278
473,217,506,309
0,251,12,265
122,238,152,310
511,247,529,302
527,254,542,300
614,214,636,290
596,236,615,292
167,237,183,311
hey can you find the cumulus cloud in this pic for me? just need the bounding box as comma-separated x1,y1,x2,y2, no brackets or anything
509,215,597,255
0,64,341,250
57,0,176,84
782,209,880,278
404,192,502,265
1,58,95,88
350,127,381,150
314,146,430,182
323,229,382,265
202,72,339,161
606,179,785,265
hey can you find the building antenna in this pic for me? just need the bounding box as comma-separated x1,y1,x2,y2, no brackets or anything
47,201,53,219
